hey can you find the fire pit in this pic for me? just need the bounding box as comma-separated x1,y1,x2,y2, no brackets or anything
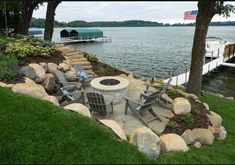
90,76,129,104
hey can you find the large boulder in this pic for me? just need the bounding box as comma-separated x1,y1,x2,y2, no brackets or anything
19,66,37,80
203,102,209,111
0,82,7,87
47,63,58,74
192,128,214,145
29,63,46,83
64,103,91,118
65,71,78,82
41,73,55,93
129,127,161,159
160,133,189,153
208,126,227,140
39,62,48,73
217,126,227,140
175,89,198,100
12,82,48,99
172,97,191,115
58,62,71,72
206,111,222,127
42,95,59,106
99,119,127,140
181,129,196,145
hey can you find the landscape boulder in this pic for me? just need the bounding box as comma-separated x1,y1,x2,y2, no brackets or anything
172,97,191,115
175,89,198,100
160,133,189,153
58,62,71,72
19,66,37,80
203,102,210,111
0,82,7,87
99,119,127,140
12,82,48,99
48,63,58,74
42,95,59,106
29,63,46,83
64,103,91,118
129,127,161,159
217,126,227,140
6,84,14,88
192,128,214,145
41,73,55,93
206,111,222,127
39,62,48,73
181,129,196,145
65,71,78,82
193,141,201,148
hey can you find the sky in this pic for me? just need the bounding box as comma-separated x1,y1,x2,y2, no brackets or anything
33,1,235,24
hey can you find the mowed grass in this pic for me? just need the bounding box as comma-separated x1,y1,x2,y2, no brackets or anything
156,93,235,164
0,87,153,164
1,87,235,164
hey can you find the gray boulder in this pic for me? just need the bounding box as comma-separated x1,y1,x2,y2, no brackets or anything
41,73,55,93
19,66,37,80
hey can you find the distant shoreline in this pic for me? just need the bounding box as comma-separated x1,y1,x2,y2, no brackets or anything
30,17,235,28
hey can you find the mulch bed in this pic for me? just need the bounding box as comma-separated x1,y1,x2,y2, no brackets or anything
163,91,212,135
19,50,65,66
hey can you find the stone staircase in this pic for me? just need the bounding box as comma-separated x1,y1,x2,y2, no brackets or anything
55,44,94,75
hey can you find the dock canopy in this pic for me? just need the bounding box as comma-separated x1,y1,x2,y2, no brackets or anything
60,28,103,39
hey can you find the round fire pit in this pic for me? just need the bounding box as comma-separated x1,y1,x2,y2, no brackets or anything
90,76,129,104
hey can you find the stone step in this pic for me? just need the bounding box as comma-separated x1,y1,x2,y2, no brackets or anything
72,61,91,66
65,52,83,57
82,65,93,70
65,54,84,59
67,58,88,63
57,47,75,54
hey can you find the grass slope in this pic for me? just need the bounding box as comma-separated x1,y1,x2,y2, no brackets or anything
156,94,235,164
1,87,235,164
0,87,153,164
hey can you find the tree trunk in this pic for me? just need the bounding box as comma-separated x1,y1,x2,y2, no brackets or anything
44,0,61,41
21,0,40,35
186,1,216,96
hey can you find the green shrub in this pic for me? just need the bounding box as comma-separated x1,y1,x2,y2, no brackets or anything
166,89,177,98
0,54,18,81
181,113,194,129
167,121,179,132
191,108,200,116
5,42,55,58
87,55,99,63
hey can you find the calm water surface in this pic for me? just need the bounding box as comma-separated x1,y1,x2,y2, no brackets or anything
50,26,235,97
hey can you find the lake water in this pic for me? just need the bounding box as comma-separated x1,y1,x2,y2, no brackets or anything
50,26,235,97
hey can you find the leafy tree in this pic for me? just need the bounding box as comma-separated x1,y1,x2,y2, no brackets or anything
0,1,23,34
186,1,235,96
44,0,61,41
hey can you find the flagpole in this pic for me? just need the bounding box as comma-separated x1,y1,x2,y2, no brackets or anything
4,1,8,36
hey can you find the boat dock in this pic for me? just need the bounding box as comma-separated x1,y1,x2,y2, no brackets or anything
164,43,235,86
55,36,111,44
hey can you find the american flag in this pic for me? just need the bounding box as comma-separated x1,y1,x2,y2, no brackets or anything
184,10,198,20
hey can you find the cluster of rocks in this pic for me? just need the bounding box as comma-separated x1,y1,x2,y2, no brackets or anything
0,60,78,106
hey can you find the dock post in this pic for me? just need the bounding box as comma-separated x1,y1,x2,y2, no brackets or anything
211,51,213,61
185,66,188,85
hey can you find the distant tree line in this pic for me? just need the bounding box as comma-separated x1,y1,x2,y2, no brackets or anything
30,18,235,28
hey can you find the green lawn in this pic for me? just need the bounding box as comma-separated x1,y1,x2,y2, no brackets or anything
0,87,153,164
1,87,235,164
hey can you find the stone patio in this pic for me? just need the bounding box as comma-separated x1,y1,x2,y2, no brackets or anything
85,74,174,136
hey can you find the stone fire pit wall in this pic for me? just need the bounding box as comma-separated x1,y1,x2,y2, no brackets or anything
90,76,129,104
